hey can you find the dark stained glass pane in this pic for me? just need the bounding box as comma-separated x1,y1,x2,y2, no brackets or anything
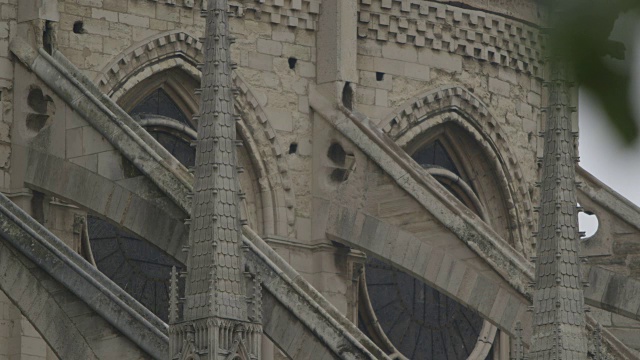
130,88,193,128
149,131,196,168
88,91,195,322
88,215,184,322
362,258,484,359
411,140,460,176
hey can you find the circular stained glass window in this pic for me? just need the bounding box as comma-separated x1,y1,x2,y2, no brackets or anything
88,215,184,321
361,259,484,359
359,138,491,359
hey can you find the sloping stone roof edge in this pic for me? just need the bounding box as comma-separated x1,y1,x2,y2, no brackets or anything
577,166,640,232
0,192,169,358
243,227,390,359
10,37,193,213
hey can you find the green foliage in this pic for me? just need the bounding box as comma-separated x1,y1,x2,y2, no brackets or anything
547,0,640,144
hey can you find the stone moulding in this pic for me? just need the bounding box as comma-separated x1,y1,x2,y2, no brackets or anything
0,192,168,359
140,0,320,30
382,85,534,255
358,0,544,78
97,30,296,236
239,0,320,31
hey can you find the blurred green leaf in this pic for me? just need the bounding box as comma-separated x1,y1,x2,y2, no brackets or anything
547,0,640,144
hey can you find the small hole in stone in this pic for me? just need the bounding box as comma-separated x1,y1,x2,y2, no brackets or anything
43,20,54,54
73,21,85,34
330,168,348,182
289,142,298,154
376,72,385,81
26,114,49,132
288,57,297,69
27,88,49,114
327,143,346,166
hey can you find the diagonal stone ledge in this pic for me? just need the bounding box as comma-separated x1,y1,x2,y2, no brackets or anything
0,191,168,359
577,167,640,232
323,200,533,343
585,266,640,322
10,37,193,214
244,229,389,359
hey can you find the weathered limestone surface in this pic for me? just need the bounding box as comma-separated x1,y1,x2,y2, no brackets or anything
3,0,640,358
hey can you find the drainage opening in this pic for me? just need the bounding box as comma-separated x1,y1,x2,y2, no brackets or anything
288,57,298,70
73,21,85,34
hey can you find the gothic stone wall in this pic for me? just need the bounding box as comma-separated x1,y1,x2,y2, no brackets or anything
1,0,605,359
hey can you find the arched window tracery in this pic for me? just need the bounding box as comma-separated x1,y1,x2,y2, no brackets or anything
359,124,511,359
88,87,195,322
88,71,266,321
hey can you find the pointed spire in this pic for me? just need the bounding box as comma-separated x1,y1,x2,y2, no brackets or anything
529,6,588,356
182,0,247,323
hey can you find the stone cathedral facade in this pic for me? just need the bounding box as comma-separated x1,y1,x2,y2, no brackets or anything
1,0,640,359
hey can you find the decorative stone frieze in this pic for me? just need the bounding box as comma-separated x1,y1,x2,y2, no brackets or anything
141,0,320,30
358,0,544,78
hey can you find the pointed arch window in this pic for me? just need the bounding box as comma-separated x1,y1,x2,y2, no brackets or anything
88,216,183,321
88,86,196,322
130,88,194,128
412,139,460,176
360,135,498,360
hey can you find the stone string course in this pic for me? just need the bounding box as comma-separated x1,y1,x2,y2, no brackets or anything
141,0,321,30
357,0,544,78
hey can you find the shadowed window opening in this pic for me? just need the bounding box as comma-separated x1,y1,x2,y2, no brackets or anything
361,137,492,359
342,82,353,110
327,142,346,166
26,114,49,132
73,21,85,34
411,139,460,177
130,88,193,128
289,142,298,154
43,20,54,54
147,129,195,168
360,259,484,359
376,72,385,81
27,88,49,114
288,57,298,69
